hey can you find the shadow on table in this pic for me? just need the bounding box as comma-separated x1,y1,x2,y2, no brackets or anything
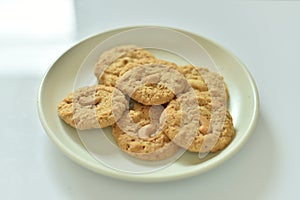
44,111,276,200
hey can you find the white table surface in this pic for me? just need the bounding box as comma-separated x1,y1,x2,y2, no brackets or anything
1,1,300,199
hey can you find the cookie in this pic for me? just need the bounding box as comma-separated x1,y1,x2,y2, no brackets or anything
112,102,179,161
94,45,155,87
57,85,127,130
162,98,234,152
116,63,187,105
161,66,235,153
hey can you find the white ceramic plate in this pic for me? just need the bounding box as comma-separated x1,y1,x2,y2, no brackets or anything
38,26,259,182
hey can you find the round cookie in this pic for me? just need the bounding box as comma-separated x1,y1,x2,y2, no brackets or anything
116,64,187,105
162,99,235,153
94,45,155,87
112,102,179,161
57,85,127,130
162,66,235,153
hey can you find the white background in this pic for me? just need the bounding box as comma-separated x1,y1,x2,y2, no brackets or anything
1,0,300,199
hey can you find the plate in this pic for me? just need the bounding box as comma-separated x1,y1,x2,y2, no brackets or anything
37,26,259,182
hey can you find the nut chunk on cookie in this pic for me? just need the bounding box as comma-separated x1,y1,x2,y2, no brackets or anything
57,85,127,130
112,103,179,161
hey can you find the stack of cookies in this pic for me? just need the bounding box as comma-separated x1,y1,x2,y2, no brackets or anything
57,45,235,161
